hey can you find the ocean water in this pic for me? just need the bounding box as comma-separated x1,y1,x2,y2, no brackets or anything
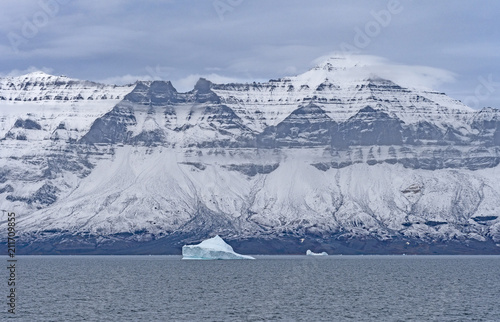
2,255,500,321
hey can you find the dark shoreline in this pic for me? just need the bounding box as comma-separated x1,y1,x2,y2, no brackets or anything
2,234,500,255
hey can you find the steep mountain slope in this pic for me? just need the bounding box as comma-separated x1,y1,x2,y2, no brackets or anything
1,57,500,254
0,73,135,235
0,72,134,140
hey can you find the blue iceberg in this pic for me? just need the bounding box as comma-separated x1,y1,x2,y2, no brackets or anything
182,235,255,260
306,250,328,256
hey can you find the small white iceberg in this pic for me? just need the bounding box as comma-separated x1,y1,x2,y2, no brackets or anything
306,250,328,256
182,235,255,260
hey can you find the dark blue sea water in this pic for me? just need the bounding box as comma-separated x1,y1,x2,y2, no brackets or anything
2,255,500,321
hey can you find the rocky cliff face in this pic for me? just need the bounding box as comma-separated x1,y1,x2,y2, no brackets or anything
1,58,500,254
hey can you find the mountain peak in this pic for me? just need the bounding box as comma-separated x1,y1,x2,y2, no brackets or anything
24,71,55,77
21,71,69,81
288,55,375,90
0,70,134,102
312,55,364,72
194,78,213,93
2,71,73,84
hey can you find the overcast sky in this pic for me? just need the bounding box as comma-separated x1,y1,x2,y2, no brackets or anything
1,0,499,108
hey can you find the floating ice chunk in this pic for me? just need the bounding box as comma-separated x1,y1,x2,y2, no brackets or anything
306,250,328,256
182,235,255,260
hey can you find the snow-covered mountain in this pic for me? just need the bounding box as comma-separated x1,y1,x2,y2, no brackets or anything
1,57,500,254
0,71,134,141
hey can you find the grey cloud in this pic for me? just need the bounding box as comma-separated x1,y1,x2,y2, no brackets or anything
0,0,499,107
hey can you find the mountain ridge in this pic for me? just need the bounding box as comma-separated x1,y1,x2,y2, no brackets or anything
1,56,500,254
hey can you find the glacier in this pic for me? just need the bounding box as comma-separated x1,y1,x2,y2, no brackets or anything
1,55,500,254
182,235,255,260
